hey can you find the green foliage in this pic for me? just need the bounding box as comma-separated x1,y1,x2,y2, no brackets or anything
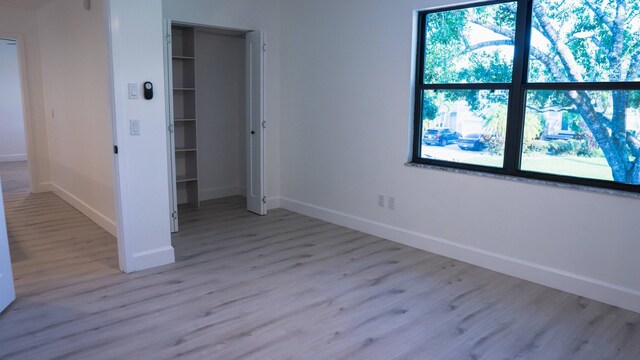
483,105,542,143
423,10,467,84
483,104,508,137
526,140,550,154
422,93,439,120
528,0,639,83
577,141,605,158
485,135,505,156
524,139,604,158
461,51,513,83
548,140,582,156
494,2,517,29
630,91,640,109
564,112,584,135
523,112,543,143
423,3,515,84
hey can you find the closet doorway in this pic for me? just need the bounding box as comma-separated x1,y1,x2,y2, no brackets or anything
0,37,33,192
164,22,266,232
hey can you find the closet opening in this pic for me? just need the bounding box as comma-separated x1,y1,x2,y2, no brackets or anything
165,22,266,234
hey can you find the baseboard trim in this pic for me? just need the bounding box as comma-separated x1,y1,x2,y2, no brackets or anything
129,246,175,273
199,186,244,201
280,197,640,314
267,196,281,210
0,154,27,163
51,183,117,237
35,182,53,193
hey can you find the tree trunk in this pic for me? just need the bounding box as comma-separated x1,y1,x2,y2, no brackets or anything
567,91,631,183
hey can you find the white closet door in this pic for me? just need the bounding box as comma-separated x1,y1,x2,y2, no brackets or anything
246,30,266,216
0,181,16,313
165,19,179,232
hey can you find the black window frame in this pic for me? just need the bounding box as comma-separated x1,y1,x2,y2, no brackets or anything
412,0,640,194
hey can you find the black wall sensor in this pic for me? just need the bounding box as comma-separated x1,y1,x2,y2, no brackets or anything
144,82,153,100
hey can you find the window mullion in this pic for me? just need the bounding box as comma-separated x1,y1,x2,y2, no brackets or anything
503,0,534,173
419,83,512,91
412,12,428,163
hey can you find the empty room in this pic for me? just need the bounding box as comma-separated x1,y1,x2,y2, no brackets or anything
1,0,639,359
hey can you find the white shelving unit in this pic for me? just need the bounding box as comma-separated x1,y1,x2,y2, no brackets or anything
171,25,199,207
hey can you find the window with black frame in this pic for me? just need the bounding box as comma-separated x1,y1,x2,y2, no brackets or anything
413,0,640,193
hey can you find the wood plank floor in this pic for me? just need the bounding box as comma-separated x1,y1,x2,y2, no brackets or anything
0,161,639,360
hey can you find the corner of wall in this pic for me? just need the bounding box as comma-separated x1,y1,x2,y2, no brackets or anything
129,246,175,273
267,196,281,210
34,181,52,193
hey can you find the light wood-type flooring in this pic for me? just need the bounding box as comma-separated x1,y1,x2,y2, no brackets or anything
0,161,639,359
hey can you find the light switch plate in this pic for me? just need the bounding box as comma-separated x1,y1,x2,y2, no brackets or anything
128,83,139,100
130,119,141,136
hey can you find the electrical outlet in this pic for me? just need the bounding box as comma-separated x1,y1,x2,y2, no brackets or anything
378,194,385,207
388,197,395,210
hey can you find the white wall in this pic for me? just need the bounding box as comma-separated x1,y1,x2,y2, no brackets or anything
0,6,50,190
278,0,640,313
164,0,281,208
108,0,174,272
195,31,246,201
37,0,116,235
0,39,27,163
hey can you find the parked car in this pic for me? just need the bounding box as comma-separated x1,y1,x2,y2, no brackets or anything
544,130,577,140
423,128,461,146
457,133,486,151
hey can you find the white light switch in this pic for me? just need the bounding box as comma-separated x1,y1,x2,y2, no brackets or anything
130,119,141,136
128,83,139,100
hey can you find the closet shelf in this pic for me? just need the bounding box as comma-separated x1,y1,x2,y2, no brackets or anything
173,56,195,60
174,118,196,122
175,147,197,153
173,88,196,91
176,175,198,183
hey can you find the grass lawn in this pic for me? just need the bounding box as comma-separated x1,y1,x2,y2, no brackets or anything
466,154,613,181
521,155,613,181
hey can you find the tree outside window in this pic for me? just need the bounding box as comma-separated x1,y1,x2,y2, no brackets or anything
415,0,640,189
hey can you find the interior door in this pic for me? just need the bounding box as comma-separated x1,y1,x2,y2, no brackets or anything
246,30,266,215
165,19,179,232
0,181,16,313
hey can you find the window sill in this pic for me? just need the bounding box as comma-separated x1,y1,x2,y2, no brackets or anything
405,162,640,200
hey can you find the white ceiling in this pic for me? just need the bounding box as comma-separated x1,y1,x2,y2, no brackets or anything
0,0,50,9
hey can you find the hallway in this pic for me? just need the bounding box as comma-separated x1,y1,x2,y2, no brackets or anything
0,161,120,345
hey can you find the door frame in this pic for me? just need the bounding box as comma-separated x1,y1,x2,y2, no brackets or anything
163,19,179,232
0,33,36,193
163,19,267,232
0,180,15,313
